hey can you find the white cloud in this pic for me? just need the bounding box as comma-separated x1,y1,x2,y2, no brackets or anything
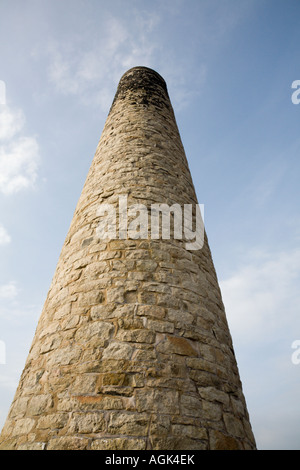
219,247,300,449
48,48,81,95
0,282,18,300
47,15,131,105
0,225,11,245
0,106,25,141
0,136,39,195
0,106,40,195
220,248,300,344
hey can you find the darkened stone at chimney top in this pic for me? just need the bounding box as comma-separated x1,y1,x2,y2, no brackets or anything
111,66,170,110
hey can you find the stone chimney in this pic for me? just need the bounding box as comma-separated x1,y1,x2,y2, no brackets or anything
0,66,256,450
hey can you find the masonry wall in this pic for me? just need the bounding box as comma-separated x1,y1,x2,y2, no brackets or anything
0,67,256,450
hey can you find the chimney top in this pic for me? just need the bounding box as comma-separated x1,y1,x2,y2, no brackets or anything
110,66,169,110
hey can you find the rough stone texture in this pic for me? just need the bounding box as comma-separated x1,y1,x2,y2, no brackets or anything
0,66,256,450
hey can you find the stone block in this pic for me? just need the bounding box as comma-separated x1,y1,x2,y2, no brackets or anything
108,412,149,436
180,394,202,418
102,341,134,360
156,335,198,357
223,413,245,438
69,412,106,434
209,430,242,450
74,321,114,347
91,438,146,450
27,394,53,416
47,436,89,450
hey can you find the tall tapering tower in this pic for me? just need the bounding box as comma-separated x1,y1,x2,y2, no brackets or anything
0,67,256,450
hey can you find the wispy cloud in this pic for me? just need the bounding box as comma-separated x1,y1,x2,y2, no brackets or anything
0,282,18,300
0,105,40,195
42,1,251,113
0,136,40,195
0,282,41,323
44,9,208,111
219,246,300,449
0,106,25,141
46,13,161,110
220,247,300,344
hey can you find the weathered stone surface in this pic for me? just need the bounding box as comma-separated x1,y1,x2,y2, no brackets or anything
90,438,146,450
102,341,134,360
71,374,98,395
8,397,30,418
135,389,180,414
108,412,149,436
15,418,33,435
0,66,256,451
171,424,207,440
46,345,82,367
157,335,198,356
18,442,46,450
74,395,123,410
27,394,53,416
74,321,114,347
223,412,245,438
197,386,230,407
115,328,156,343
37,413,68,430
146,319,174,333
150,436,208,451
180,394,202,418
209,430,242,450
202,400,222,421
47,436,89,450
69,412,106,434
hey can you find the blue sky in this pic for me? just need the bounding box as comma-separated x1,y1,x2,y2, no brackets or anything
0,0,300,450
